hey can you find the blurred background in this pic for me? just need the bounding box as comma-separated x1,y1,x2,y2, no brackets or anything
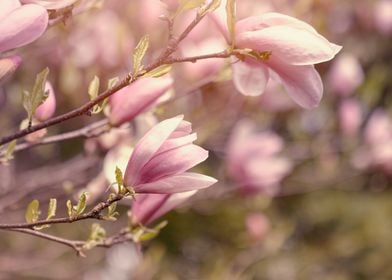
0,0,391,279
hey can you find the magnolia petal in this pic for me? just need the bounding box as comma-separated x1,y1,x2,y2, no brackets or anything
139,144,209,183
21,0,78,9
132,191,197,225
134,172,217,194
0,55,21,82
0,0,21,21
232,58,269,96
124,115,184,186
267,58,323,109
109,76,173,127
237,25,340,65
34,81,56,121
0,4,48,53
236,12,319,35
156,133,197,155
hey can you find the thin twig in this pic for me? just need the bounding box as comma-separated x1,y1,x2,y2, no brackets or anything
0,193,124,229
0,119,109,156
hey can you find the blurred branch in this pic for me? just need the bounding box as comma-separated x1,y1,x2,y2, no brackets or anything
0,119,109,157
8,228,133,256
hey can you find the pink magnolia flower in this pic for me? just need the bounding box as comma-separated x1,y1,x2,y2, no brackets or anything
227,120,292,195
353,109,392,175
0,55,21,82
0,0,48,53
374,0,392,35
130,191,197,226
338,98,362,137
245,212,270,243
212,12,342,108
20,0,77,9
124,115,217,193
34,81,56,121
328,53,364,97
109,77,173,127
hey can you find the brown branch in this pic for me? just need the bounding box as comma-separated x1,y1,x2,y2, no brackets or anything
0,193,124,230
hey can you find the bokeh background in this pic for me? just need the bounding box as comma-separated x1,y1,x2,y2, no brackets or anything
0,0,391,279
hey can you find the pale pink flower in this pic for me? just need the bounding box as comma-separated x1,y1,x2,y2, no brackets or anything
328,53,364,97
212,12,342,108
0,55,21,82
374,0,392,35
0,0,48,53
338,98,362,136
124,115,217,194
226,120,292,195
353,109,392,175
245,212,270,243
181,38,226,81
130,191,197,226
34,81,56,121
259,78,296,112
20,0,77,9
109,77,173,127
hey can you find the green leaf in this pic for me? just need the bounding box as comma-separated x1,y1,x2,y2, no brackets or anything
22,67,50,124
115,166,124,193
75,192,87,215
145,64,172,78
226,0,236,49
139,220,168,242
25,200,41,223
133,35,150,76
88,75,100,100
107,77,119,89
200,0,221,16
175,0,205,17
84,223,106,250
0,140,17,164
46,198,57,220
106,194,119,221
66,200,73,218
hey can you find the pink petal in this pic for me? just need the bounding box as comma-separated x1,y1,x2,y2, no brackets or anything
0,4,48,53
0,55,21,81
0,0,21,21
124,115,184,186
237,25,341,65
131,191,197,225
236,12,319,35
34,81,56,121
21,0,77,9
134,172,217,194
139,144,209,183
109,76,173,127
156,133,197,155
267,58,323,109
232,58,269,96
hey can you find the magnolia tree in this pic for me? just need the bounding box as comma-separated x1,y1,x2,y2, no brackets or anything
0,0,391,277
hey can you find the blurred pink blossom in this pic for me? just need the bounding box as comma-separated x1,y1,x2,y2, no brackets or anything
34,81,56,121
21,0,77,9
226,120,292,195
374,0,392,35
109,77,173,127
328,53,364,97
0,0,48,53
130,191,197,226
0,55,21,82
212,12,342,108
338,98,362,136
353,109,392,175
245,212,270,243
124,115,217,194
181,38,225,81
259,78,296,112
